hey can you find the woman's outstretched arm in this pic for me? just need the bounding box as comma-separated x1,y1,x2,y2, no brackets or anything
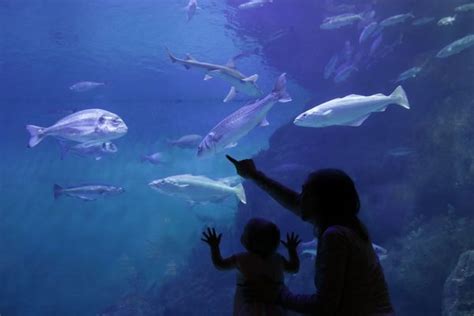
226,155,301,216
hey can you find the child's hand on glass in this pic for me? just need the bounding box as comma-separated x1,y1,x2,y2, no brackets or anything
281,232,301,251
201,227,222,248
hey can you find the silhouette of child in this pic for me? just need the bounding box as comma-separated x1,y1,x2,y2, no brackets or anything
201,218,300,316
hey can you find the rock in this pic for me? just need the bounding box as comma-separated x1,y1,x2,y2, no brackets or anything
443,250,474,316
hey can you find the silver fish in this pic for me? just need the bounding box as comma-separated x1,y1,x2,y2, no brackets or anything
294,86,410,128
239,0,272,10
324,54,340,79
436,34,474,58
166,48,261,102
185,0,198,21
320,13,363,30
394,66,422,82
379,13,414,28
59,141,118,160
455,3,474,12
197,73,291,157
26,109,127,148
166,134,202,149
359,22,379,44
334,64,358,83
69,81,105,92
148,174,246,205
53,184,124,201
437,16,456,26
141,152,167,165
386,147,415,157
412,17,435,26
369,34,383,56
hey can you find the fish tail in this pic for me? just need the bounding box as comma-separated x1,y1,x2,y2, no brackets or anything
53,184,63,200
165,46,177,63
390,85,410,109
26,125,46,148
272,73,292,103
234,183,247,204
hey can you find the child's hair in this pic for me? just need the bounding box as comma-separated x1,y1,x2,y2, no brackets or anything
240,217,280,258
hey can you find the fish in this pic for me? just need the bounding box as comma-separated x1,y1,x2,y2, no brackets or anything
197,73,291,157
320,13,363,30
141,152,167,165
166,48,262,102
394,66,422,83
58,141,118,160
455,3,474,13
379,13,414,28
69,81,105,92
386,147,415,157
369,34,383,56
53,184,124,201
166,134,202,149
437,15,456,26
359,22,379,44
324,54,340,79
185,0,198,21
412,17,435,26
293,86,409,128
333,64,358,83
26,109,128,148
148,174,247,205
300,238,388,261
238,0,272,10
436,34,474,58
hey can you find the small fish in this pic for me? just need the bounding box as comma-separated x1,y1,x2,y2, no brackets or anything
238,0,272,10
53,184,124,201
69,81,105,92
166,134,202,149
185,0,198,21
394,66,422,83
294,86,410,128
141,152,167,165
26,109,128,148
166,48,261,102
386,147,415,157
59,141,118,160
299,238,388,260
436,34,474,58
324,54,340,79
455,3,474,13
197,73,291,157
437,15,456,26
379,13,414,28
412,17,435,26
148,174,246,205
359,22,379,44
320,13,363,30
333,64,358,83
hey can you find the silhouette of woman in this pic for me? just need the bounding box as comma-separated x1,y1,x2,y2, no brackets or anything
227,155,395,316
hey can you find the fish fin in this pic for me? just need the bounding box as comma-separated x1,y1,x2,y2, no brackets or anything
390,85,410,109
223,86,237,102
224,142,238,149
183,64,191,70
204,74,213,81
272,73,292,103
234,183,247,204
259,116,270,127
26,125,46,148
53,184,63,200
241,74,258,83
345,114,371,127
57,141,70,160
185,54,196,61
226,58,236,69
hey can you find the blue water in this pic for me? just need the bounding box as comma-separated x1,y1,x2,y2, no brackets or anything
1,0,473,315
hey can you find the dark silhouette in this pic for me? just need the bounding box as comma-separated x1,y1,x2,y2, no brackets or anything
201,219,301,316
226,155,395,316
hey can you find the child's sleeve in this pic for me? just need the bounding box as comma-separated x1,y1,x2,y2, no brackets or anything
282,248,300,273
210,245,237,270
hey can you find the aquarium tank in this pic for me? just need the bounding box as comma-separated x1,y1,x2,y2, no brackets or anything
1,0,474,315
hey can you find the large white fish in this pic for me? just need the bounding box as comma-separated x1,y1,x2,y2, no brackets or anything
69,81,105,92
379,13,414,28
436,34,474,58
320,13,363,29
26,109,128,148
166,48,261,102
197,73,291,157
148,174,247,205
294,86,409,128
54,184,124,201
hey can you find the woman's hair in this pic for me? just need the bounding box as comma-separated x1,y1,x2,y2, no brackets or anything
303,169,369,241
241,217,280,258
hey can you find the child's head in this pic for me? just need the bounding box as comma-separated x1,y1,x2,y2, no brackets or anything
241,217,280,258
